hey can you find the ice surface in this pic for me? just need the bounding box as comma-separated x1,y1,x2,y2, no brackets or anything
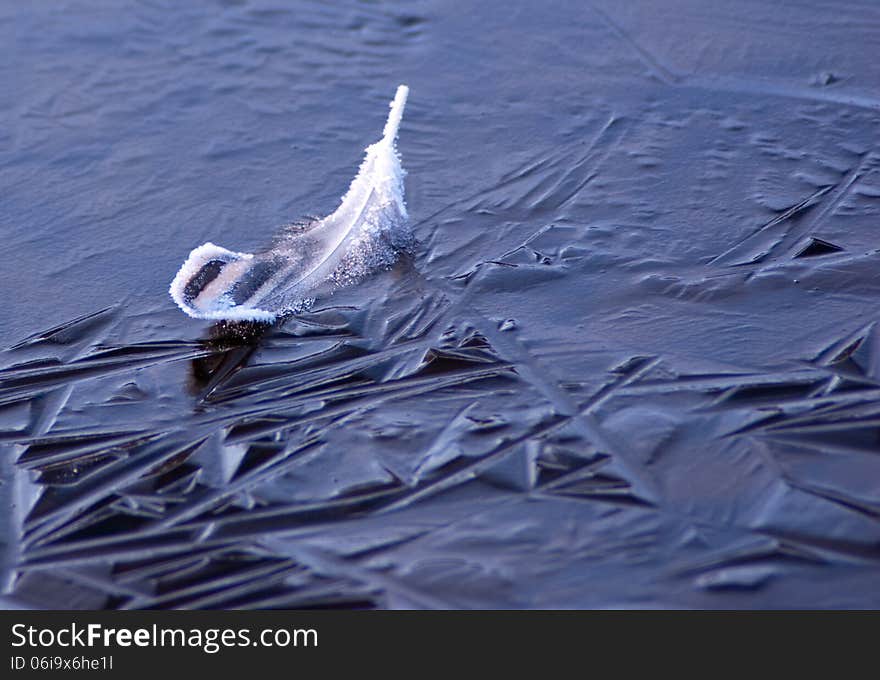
7,1,880,611
169,85,411,322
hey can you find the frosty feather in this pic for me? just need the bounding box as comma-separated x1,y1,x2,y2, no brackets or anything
170,85,411,322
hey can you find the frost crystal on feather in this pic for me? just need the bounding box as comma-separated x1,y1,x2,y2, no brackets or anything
169,85,411,322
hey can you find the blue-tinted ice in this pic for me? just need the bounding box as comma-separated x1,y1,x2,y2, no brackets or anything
170,85,411,322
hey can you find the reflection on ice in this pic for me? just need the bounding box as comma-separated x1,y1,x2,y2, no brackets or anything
170,85,412,322
188,320,268,398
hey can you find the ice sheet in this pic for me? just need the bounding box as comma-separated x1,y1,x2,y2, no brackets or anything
8,0,880,611
169,85,411,322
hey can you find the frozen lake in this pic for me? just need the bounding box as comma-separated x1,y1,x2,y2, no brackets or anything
2,0,880,608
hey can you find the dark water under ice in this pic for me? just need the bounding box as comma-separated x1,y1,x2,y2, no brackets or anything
3,0,880,609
